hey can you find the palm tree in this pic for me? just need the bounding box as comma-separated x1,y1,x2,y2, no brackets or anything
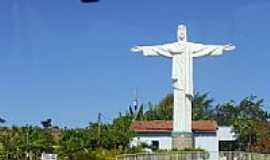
192,92,214,120
143,92,214,120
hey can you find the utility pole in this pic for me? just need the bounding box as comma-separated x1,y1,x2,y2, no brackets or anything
97,112,101,147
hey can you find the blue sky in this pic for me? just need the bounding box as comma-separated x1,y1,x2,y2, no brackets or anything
0,0,269,127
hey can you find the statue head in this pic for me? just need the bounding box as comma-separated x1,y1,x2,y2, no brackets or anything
177,24,187,41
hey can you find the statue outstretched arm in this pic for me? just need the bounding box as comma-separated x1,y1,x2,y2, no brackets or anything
192,43,235,58
130,43,182,58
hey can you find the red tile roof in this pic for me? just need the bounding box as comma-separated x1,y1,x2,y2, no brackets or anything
130,120,217,133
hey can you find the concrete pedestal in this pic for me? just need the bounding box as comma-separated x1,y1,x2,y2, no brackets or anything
172,132,193,150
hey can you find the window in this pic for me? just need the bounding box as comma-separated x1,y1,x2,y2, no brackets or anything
151,140,159,151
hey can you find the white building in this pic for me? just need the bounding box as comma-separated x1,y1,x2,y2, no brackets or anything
130,120,236,160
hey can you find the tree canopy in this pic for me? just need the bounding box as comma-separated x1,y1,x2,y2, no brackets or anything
0,93,270,159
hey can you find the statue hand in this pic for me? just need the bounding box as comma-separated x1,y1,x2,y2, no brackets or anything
224,43,236,51
130,46,142,52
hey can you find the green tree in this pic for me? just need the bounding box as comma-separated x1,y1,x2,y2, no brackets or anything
212,96,270,152
143,92,214,120
214,102,238,126
192,92,214,120
56,128,89,160
0,117,6,124
41,118,52,129
109,116,134,149
144,93,173,120
232,96,270,151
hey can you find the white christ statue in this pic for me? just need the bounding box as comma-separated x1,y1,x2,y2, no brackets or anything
130,24,235,148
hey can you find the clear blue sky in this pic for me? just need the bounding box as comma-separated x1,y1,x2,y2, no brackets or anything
0,0,269,127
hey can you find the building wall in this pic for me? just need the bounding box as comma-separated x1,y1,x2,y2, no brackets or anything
194,132,219,160
131,134,172,150
131,132,220,160
217,126,237,141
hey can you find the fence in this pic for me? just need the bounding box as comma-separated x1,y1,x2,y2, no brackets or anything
219,152,270,160
41,153,57,160
116,152,210,160
116,152,270,160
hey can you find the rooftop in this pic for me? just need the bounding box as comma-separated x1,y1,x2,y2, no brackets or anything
130,120,217,133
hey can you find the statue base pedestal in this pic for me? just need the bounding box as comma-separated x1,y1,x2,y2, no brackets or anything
172,132,193,150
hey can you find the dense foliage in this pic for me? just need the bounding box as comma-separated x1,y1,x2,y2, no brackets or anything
0,93,270,159
140,93,270,153
0,116,134,160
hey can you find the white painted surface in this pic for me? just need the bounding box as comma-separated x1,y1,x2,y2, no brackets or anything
131,135,172,150
132,132,226,160
194,133,219,160
131,24,235,133
41,153,57,160
131,126,237,160
218,127,237,141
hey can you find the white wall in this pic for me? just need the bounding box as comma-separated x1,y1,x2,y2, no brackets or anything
131,132,220,160
131,135,172,150
218,126,237,141
194,133,218,160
